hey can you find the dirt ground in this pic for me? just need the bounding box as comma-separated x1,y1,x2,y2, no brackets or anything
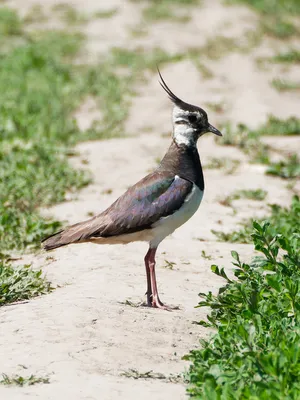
1,1,299,399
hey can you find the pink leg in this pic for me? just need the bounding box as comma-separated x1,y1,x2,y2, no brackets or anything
144,250,152,306
144,247,172,310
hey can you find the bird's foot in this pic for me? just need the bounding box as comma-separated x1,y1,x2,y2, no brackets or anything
150,296,179,311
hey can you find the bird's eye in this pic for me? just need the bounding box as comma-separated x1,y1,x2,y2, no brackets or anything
188,115,198,123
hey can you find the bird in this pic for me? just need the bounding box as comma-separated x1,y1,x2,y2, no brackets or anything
42,70,222,310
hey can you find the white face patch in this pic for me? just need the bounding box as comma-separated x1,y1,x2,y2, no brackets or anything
172,106,196,147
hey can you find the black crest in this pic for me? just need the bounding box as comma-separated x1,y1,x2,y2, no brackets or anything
157,67,206,115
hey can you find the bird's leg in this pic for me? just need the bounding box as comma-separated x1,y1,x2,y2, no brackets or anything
144,247,171,310
144,249,153,306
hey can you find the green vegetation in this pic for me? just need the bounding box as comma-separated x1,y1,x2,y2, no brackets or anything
0,7,23,36
219,123,270,164
52,3,89,25
205,157,240,174
219,118,300,177
228,0,300,15
255,116,300,136
137,0,201,22
1,373,49,386
186,221,300,398
121,368,183,383
272,49,300,64
220,189,267,207
0,29,90,253
162,259,176,270
0,257,52,306
272,78,300,92
228,0,300,42
93,8,118,19
260,18,298,38
212,195,299,244
267,154,300,179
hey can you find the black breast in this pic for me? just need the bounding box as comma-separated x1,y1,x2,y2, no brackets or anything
158,141,204,190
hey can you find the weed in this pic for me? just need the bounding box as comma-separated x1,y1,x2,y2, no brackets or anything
212,195,300,244
52,3,89,25
119,300,143,308
93,8,118,19
255,115,300,136
218,119,299,173
227,0,300,15
162,260,176,270
260,17,298,38
266,154,300,179
198,36,238,60
220,189,267,207
0,373,49,386
0,31,90,252
219,123,270,164
0,260,52,306
272,78,300,91
272,49,300,64
205,157,240,174
0,7,22,36
23,5,48,24
137,0,201,23
201,251,212,260
185,221,300,398
121,368,184,382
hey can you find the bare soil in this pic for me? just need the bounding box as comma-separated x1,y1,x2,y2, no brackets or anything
1,1,299,399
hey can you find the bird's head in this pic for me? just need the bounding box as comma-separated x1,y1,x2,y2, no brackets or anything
158,69,222,147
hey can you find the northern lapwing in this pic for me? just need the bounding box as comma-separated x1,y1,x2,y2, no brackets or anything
42,70,222,310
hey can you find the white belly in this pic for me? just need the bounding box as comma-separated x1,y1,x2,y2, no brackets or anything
149,184,203,248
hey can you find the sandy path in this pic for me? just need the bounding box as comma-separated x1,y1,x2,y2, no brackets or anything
1,1,299,399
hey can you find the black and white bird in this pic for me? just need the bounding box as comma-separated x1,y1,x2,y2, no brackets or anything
43,70,222,310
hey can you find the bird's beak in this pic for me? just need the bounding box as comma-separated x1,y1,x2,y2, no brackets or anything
207,124,222,136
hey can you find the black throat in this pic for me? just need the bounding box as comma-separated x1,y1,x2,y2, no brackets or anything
158,140,204,190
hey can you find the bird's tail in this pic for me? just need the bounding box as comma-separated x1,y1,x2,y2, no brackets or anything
42,230,69,251
42,217,101,251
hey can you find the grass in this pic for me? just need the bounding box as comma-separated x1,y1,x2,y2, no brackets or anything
266,154,300,179
228,0,300,41
93,8,118,19
185,220,300,398
218,118,300,177
218,123,270,164
52,3,89,25
212,195,299,244
0,7,23,36
121,368,183,383
162,260,176,270
201,251,212,260
272,78,300,92
220,189,267,207
0,373,49,386
205,157,240,174
272,49,300,64
0,29,91,253
0,258,52,306
228,0,300,15
260,18,299,38
255,115,300,136
137,0,201,22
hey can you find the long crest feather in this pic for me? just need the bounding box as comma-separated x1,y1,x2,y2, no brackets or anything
157,67,184,106
157,67,204,114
